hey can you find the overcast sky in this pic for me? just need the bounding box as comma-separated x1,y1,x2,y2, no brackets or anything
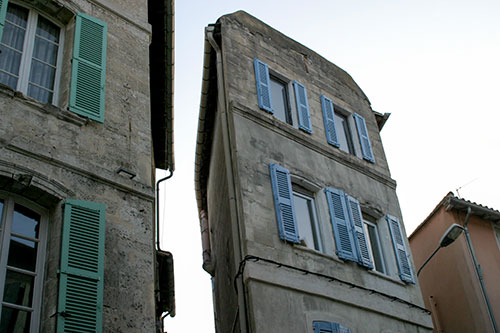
158,1,500,331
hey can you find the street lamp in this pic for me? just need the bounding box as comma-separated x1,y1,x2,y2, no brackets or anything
416,223,464,276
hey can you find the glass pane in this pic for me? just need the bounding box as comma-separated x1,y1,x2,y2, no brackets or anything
36,15,60,43
2,22,27,51
27,84,53,104
6,4,29,29
0,71,19,89
29,59,56,89
335,113,354,154
3,270,34,307
365,223,385,273
0,44,23,79
0,199,4,227
293,193,319,250
32,37,58,66
12,204,40,239
0,306,31,332
270,78,291,124
8,236,37,272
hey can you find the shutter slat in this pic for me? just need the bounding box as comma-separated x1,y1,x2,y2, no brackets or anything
69,13,107,122
386,214,414,283
325,188,357,261
293,81,312,133
269,163,300,243
346,195,373,269
353,113,375,162
254,58,273,113
321,95,339,147
57,199,105,332
0,0,8,41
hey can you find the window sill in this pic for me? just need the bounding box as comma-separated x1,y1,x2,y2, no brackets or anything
368,268,405,286
0,84,87,127
292,243,344,264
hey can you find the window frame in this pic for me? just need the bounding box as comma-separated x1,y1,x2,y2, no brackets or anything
0,1,65,105
269,74,293,125
0,192,48,333
363,218,387,274
292,186,323,252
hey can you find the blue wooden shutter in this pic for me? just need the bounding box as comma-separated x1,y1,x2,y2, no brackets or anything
293,81,312,133
57,199,106,332
386,214,414,283
325,188,356,261
353,113,374,162
313,321,338,333
69,13,107,122
346,195,373,269
0,0,7,41
269,163,300,243
254,58,273,113
320,95,339,147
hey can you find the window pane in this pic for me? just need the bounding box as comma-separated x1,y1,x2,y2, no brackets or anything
36,16,60,43
0,199,3,227
32,37,58,66
12,204,40,239
6,4,29,28
335,113,354,154
270,78,291,124
3,270,34,307
2,22,27,52
27,84,53,104
365,223,385,273
29,59,56,88
0,70,19,89
0,306,31,332
8,236,38,272
293,193,319,250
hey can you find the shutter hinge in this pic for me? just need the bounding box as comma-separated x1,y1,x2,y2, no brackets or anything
50,311,72,318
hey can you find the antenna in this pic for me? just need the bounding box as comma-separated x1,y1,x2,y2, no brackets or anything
455,178,479,198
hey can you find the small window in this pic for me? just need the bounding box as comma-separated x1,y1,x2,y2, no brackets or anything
334,112,355,154
270,75,292,124
292,188,321,251
363,216,386,274
0,3,63,104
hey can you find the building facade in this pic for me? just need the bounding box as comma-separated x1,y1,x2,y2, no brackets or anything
0,0,173,331
195,11,432,332
410,193,500,333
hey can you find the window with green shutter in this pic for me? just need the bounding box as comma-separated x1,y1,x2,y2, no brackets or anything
69,13,107,122
57,199,106,332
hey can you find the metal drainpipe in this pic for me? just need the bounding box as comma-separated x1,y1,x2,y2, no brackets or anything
156,169,173,251
463,207,499,333
206,26,249,333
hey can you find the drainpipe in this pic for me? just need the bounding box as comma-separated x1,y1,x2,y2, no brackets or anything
156,169,174,251
200,210,215,275
206,25,249,333
463,207,498,333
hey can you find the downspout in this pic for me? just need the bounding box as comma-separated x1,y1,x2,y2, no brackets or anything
463,207,499,333
156,169,173,251
200,210,215,275
206,25,249,333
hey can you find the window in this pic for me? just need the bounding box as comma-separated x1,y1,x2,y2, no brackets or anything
321,94,375,162
363,216,386,274
0,196,47,333
293,187,321,251
313,321,351,333
269,163,322,251
254,58,312,133
0,3,63,104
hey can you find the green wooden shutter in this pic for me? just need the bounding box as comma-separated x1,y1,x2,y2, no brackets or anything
254,58,273,113
325,187,357,262
293,81,312,133
269,163,300,243
320,95,339,147
69,13,107,122
353,113,375,162
0,0,8,41
57,199,106,332
346,195,373,269
386,214,414,283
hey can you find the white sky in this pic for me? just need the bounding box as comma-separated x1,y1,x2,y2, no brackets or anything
158,1,500,331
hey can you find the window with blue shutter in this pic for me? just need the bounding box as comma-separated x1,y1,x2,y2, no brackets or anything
254,58,273,113
353,113,375,163
320,95,339,147
269,163,300,243
386,214,414,283
313,321,351,333
57,199,106,332
325,187,357,261
293,81,312,133
69,13,107,122
0,0,7,41
346,195,373,269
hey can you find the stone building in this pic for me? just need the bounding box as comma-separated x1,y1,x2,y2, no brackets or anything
410,193,500,332
0,0,174,332
195,11,432,332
